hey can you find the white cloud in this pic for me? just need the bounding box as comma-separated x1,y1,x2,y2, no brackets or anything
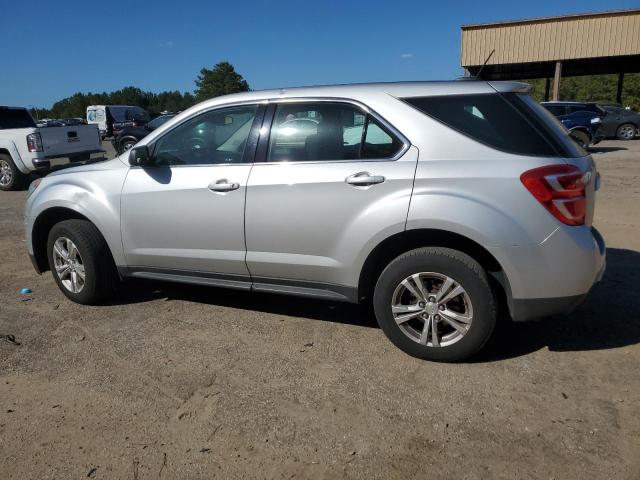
160,41,175,48
400,53,414,59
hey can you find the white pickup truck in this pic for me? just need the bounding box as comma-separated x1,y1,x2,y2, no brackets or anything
0,106,104,191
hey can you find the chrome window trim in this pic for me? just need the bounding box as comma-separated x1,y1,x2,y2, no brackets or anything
140,96,411,166
261,97,411,164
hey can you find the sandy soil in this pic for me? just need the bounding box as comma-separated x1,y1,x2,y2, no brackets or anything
1,140,639,479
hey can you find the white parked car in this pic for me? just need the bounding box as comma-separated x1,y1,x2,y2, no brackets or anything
0,106,103,190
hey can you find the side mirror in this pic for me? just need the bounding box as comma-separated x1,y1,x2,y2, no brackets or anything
128,145,153,167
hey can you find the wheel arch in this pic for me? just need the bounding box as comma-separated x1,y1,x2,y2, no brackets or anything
568,126,592,138
31,207,116,274
357,228,513,317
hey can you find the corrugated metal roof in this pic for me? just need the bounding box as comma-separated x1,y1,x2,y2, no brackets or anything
462,9,640,29
461,9,640,67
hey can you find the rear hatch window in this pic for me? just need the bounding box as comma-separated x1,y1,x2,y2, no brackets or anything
402,93,585,158
0,108,37,129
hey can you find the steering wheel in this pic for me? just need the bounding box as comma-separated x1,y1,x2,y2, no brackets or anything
184,137,208,160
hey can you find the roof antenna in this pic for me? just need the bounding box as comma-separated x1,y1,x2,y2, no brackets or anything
474,49,495,80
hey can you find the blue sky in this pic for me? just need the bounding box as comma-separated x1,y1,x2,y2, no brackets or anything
1,0,637,108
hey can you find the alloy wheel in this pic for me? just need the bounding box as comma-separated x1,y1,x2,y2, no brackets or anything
0,159,13,188
618,124,636,140
391,272,473,347
52,237,86,293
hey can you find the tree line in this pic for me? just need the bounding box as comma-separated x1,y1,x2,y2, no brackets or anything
32,61,250,119
31,65,640,120
526,73,640,110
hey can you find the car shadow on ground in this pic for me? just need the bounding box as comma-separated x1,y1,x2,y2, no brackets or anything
588,146,629,154
477,247,640,362
110,248,639,361
111,277,379,328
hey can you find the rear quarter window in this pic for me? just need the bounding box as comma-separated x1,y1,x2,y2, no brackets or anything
0,108,37,129
403,93,583,158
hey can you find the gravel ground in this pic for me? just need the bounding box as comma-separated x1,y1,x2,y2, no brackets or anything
1,140,639,479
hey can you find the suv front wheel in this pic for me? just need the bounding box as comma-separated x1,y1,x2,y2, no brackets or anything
47,219,118,304
373,247,496,362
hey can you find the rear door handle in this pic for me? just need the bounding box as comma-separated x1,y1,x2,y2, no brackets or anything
345,172,386,186
208,179,240,192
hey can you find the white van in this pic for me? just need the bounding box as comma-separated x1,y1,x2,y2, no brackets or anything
86,105,149,139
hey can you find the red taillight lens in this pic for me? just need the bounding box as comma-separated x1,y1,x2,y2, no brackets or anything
26,132,43,152
520,164,587,226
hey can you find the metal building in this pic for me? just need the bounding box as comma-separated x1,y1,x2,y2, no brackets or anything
461,9,640,101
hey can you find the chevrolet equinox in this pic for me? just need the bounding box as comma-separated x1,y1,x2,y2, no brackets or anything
24,81,606,362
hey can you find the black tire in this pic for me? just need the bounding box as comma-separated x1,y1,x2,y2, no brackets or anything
119,138,137,154
570,130,590,149
616,123,637,141
373,247,497,362
46,219,118,304
0,153,28,191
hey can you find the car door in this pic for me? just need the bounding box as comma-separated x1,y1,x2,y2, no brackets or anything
244,100,418,299
121,104,263,284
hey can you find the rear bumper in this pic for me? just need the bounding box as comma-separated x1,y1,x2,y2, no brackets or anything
31,149,105,171
490,225,606,322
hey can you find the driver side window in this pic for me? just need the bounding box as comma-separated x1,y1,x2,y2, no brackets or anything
153,105,258,166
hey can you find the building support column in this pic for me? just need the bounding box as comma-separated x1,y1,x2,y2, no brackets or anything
552,61,562,101
616,73,625,105
544,78,551,101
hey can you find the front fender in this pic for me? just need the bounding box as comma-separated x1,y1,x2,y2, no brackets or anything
26,166,128,266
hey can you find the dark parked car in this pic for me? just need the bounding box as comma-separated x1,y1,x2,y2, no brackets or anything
542,101,639,140
600,105,640,140
112,114,176,153
541,102,604,148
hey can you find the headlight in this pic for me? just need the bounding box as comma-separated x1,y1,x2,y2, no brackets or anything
27,178,42,198
590,117,602,124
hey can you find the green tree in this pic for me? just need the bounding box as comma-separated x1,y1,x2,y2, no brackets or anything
194,61,249,102
525,73,640,110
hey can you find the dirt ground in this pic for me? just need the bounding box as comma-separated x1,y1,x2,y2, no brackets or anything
1,140,639,479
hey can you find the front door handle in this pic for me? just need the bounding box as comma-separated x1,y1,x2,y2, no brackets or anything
345,172,386,186
208,179,240,192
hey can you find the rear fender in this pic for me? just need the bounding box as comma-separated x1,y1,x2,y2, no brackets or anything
0,139,29,174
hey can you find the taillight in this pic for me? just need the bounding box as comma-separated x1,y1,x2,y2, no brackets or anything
26,132,44,152
520,164,587,226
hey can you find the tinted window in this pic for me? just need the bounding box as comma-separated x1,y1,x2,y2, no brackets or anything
153,105,257,165
568,104,605,116
362,119,403,159
147,115,174,130
0,108,37,129
544,105,567,117
404,93,581,157
267,103,402,162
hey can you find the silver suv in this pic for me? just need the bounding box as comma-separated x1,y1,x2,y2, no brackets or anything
24,81,606,362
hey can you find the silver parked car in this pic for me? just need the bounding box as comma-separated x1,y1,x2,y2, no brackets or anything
24,81,606,362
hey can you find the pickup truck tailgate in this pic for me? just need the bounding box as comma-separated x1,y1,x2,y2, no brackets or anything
39,125,102,157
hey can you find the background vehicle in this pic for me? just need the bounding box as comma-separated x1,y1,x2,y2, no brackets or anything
0,106,103,191
86,105,150,139
112,114,176,153
546,101,640,140
541,101,604,147
600,105,640,140
25,81,605,362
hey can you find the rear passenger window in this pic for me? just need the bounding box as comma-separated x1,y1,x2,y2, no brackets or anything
267,103,403,162
404,94,562,157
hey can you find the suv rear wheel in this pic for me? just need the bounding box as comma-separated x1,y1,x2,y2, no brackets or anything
47,219,118,304
373,247,496,362
616,123,636,140
0,154,27,191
